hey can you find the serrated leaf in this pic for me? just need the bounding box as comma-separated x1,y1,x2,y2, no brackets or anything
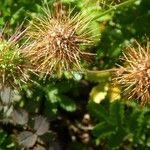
109,101,124,125
0,129,14,149
33,144,45,150
18,131,37,148
3,105,14,117
0,18,4,25
0,87,14,105
128,110,145,142
88,101,110,123
93,122,115,138
128,111,142,132
108,127,126,148
47,88,60,103
146,137,150,147
59,96,76,112
54,81,73,93
12,109,28,125
34,116,49,136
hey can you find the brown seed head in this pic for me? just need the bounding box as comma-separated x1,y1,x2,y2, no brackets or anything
22,3,94,76
114,41,150,105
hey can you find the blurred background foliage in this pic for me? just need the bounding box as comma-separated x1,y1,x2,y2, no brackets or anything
0,0,150,149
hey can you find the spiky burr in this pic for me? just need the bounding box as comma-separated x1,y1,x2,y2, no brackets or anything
22,3,94,76
114,41,150,105
0,29,28,89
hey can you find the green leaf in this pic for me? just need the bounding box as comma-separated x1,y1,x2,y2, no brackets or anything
88,101,111,123
0,18,4,25
44,100,58,119
59,96,76,112
92,122,115,138
46,87,60,103
0,130,14,149
146,137,150,147
128,110,143,132
108,127,126,149
109,101,124,126
55,81,73,93
127,107,146,143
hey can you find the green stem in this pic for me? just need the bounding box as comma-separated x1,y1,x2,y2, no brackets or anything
85,68,116,77
95,0,137,19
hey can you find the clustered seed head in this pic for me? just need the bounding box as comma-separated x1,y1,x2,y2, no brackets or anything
0,32,28,89
114,41,150,105
22,3,94,76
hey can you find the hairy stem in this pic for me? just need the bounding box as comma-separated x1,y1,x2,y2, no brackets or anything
95,0,138,19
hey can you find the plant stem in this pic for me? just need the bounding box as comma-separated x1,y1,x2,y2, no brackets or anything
95,0,137,19
85,69,116,78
